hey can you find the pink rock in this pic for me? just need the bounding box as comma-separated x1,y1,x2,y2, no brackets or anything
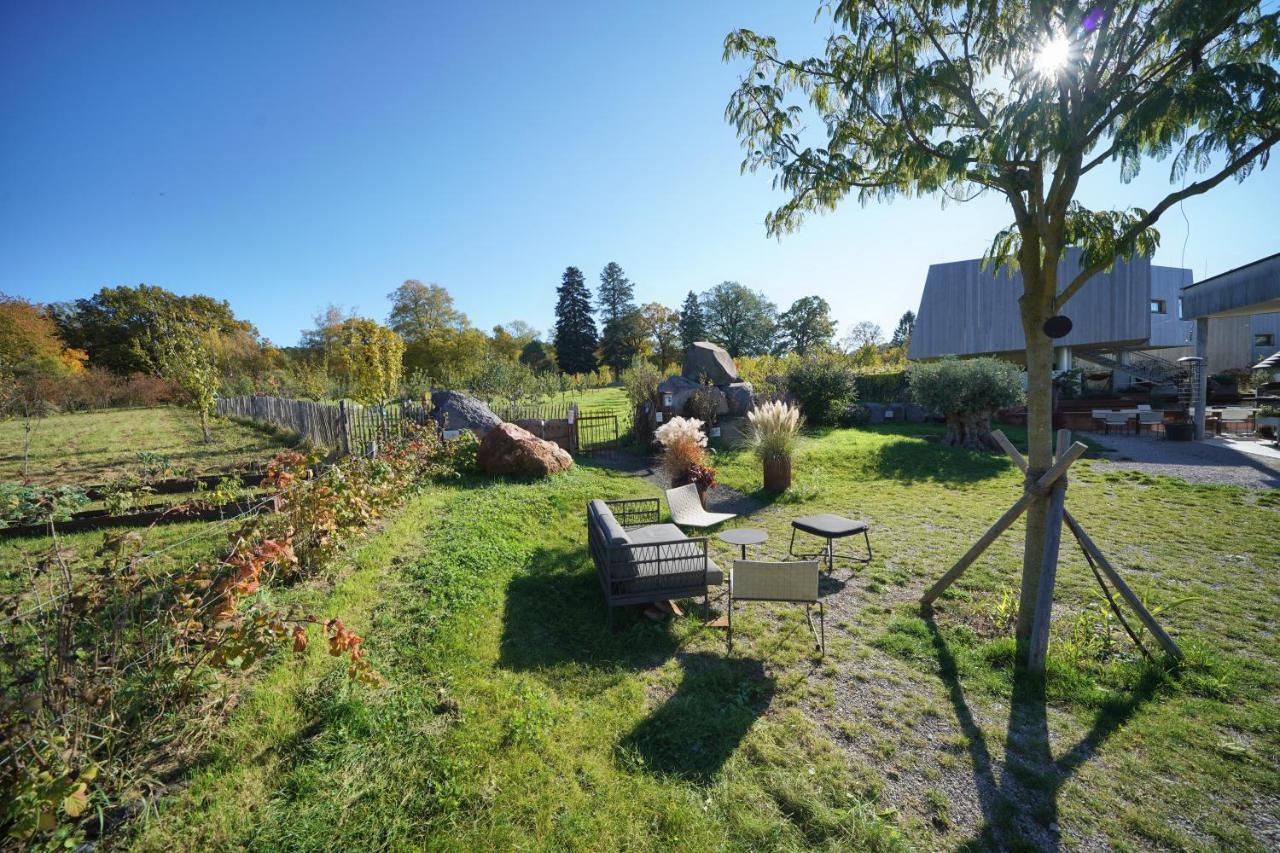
477,422,574,477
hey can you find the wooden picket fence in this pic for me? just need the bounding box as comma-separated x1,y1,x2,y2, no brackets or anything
216,395,432,454
218,395,623,456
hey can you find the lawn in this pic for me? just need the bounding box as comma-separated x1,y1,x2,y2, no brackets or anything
125,425,1277,849
0,406,294,485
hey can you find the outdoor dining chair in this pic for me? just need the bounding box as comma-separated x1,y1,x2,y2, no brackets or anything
727,559,823,655
1137,410,1165,438
1101,411,1132,435
664,483,736,531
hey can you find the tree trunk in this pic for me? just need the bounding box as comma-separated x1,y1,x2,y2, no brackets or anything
941,412,1002,452
1015,264,1058,656
199,408,212,444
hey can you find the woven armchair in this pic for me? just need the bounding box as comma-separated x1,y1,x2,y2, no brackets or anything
728,559,824,655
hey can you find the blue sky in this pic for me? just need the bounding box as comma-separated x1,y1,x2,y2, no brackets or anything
3,1,1278,346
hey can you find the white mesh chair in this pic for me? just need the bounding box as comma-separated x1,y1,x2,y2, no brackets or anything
1101,411,1132,435
1219,408,1255,435
664,483,735,530
1137,410,1165,438
728,559,824,655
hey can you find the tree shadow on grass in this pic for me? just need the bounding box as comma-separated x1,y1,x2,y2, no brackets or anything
922,609,1165,850
870,440,1015,484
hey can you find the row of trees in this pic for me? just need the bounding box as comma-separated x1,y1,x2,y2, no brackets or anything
553,262,917,376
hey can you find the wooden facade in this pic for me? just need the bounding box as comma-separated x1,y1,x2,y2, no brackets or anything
908,248,1161,360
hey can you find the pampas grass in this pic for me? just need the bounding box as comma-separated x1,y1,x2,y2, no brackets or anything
747,400,802,461
655,416,708,482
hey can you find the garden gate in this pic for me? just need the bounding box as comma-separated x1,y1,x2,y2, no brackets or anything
574,411,619,454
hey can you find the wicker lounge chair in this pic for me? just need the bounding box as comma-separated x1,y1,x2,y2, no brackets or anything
586,498,724,629
664,483,735,530
789,514,871,571
728,559,824,654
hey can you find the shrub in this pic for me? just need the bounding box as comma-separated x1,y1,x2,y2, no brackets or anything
908,357,1025,451
737,353,792,401
621,358,662,409
654,416,708,483
746,400,802,462
853,370,908,404
784,354,858,426
685,385,722,425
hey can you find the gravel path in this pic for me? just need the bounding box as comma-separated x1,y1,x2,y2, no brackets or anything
1090,434,1280,490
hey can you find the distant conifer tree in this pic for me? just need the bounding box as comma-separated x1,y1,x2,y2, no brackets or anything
553,266,598,375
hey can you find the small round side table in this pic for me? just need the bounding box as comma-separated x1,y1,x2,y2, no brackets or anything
718,528,768,560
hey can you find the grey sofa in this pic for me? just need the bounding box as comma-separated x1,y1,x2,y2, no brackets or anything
586,497,725,628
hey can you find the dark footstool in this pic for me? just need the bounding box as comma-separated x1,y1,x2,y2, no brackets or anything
789,514,871,570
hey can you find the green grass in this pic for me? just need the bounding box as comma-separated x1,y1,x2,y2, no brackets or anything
120,425,1279,849
0,406,294,485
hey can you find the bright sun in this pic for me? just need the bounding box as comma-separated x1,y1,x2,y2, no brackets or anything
1034,34,1071,77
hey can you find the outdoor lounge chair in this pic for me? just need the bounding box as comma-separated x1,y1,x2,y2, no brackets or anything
664,483,735,530
586,498,724,629
728,559,824,655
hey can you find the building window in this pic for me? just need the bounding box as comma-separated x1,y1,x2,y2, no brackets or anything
1150,299,1166,314
1256,333,1276,347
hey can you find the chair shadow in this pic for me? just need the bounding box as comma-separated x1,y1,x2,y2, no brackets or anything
922,608,1164,850
499,543,776,784
618,651,775,784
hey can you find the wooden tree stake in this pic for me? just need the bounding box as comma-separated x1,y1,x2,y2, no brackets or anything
989,429,1183,661
920,438,1087,606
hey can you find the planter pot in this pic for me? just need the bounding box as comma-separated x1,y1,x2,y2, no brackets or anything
762,456,792,491
1165,422,1194,442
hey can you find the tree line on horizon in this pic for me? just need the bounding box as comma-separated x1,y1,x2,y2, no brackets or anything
1,271,915,426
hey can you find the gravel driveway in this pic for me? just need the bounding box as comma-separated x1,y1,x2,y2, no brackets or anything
1090,434,1280,489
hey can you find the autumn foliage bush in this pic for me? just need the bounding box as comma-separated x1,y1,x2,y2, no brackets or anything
0,424,468,845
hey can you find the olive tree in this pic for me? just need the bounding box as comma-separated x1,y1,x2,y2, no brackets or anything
725,1,1280,659
909,358,1025,451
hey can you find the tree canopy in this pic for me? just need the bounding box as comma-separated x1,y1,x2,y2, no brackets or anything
0,295,86,378
778,295,836,354
54,284,254,375
890,310,916,347
701,282,777,357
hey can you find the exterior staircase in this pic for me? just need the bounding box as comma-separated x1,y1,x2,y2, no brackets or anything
1074,348,1189,397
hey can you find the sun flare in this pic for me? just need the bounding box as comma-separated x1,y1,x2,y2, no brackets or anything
1034,34,1071,77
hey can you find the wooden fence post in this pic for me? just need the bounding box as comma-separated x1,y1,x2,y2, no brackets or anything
338,400,351,456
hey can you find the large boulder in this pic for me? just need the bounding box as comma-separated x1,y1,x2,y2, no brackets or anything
477,422,574,477
722,381,754,416
430,390,502,436
681,341,739,385
656,375,702,414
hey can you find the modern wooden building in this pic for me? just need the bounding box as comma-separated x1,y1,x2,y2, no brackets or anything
908,248,1280,385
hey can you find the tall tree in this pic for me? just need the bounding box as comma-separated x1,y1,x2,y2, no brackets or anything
0,295,86,378
701,282,777,357
331,318,405,403
597,263,640,378
842,321,884,352
778,295,837,354
726,1,1280,667
600,309,649,379
678,291,707,350
640,302,682,369
596,262,636,324
890,310,916,348
386,281,486,381
553,267,599,375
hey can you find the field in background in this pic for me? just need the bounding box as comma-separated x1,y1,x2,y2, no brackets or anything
0,407,293,485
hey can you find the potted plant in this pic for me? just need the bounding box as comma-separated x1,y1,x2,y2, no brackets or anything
746,400,802,491
655,416,714,502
